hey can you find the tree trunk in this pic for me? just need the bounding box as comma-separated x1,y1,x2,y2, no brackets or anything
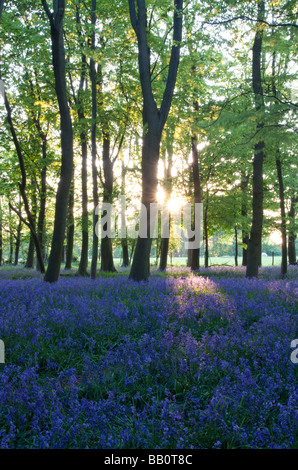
275,151,287,277
42,0,74,282
90,0,100,279
159,131,173,271
120,157,130,267
159,236,169,271
271,49,287,277
246,0,265,279
129,239,136,264
26,236,35,268
241,172,249,266
235,226,238,267
78,133,89,276
101,133,116,272
14,219,22,266
0,199,2,266
129,131,160,281
3,85,45,272
74,7,89,277
187,245,192,267
36,132,47,272
25,188,37,269
65,174,75,270
204,199,209,268
77,101,89,276
121,240,130,267
288,196,297,265
8,204,13,264
190,133,202,271
28,77,48,273
0,0,4,22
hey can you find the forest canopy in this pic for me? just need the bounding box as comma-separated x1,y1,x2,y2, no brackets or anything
0,0,297,282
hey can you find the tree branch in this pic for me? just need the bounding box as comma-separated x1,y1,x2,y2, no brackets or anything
159,0,183,130
9,203,31,230
41,0,53,24
112,132,125,165
128,0,138,34
203,16,297,28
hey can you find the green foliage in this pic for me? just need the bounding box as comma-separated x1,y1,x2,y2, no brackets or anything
0,0,297,267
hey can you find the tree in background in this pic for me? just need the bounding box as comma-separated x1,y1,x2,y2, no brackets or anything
41,0,74,283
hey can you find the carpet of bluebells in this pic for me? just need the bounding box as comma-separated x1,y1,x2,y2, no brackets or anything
0,265,297,449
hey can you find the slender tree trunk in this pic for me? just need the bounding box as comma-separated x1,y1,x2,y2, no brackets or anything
187,245,192,267
42,0,74,282
24,188,36,268
3,86,45,272
9,238,13,264
187,156,193,268
129,239,136,264
77,102,89,276
159,236,170,271
246,0,265,279
65,174,75,270
36,132,47,272
242,235,249,266
65,7,89,277
288,196,297,265
159,132,173,271
14,197,22,266
121,240,130,267
271,49,287,277
0,199,2,266
275,151,287,276
241,172,249,266
8,204,13,264
235,226,238,267
14,219,22,266
190,133,202,271
159,196,169,269
204,196,209,268
90,0,100,279
28,77,48,272
101,133,117,272
78,133,89,275
120,157,130,267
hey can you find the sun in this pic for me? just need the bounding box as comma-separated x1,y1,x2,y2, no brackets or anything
157,188,185,213
167,195,185,213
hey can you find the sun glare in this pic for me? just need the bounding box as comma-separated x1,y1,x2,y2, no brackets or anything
269,231,282,245
157,188,186,213
167,195,185,213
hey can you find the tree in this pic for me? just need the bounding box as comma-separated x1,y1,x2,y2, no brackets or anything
41,0,74,283
128,0,183,281
3,88,45,272
246,0,266,279
75,4,89,277
89,0,100,280
159,126,174,271
288,196,297,265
